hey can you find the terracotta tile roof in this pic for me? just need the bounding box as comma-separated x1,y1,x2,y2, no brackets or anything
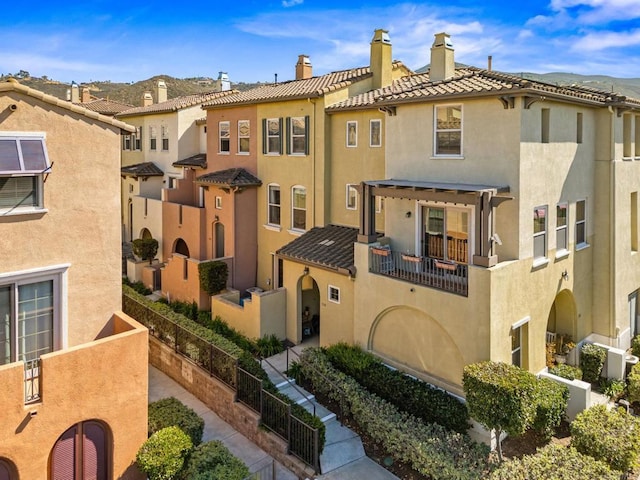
277,224,358,275
202,61,409,107
327,67,640,111
77,98,134,115
116,90,239,117
196,167,261,187
173,154,207,168
0,78,136,132
121,162,164,177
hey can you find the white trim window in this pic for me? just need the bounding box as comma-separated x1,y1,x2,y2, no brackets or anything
122,134,131,151
219,121,230,153
132,126,142,151
0,133,50,215
512,325,522,367
198,186,205,208
149,126,157,150
576,199,587,247
556,203,568,252
434,105,462,156
289,116,307,155
238,120,250,154
292,186,306,231
265,118,282,155
328,285,340,304
161,126,169,151
370,119,382,147
533,206,547,260
267,184,281,226
215,196,222,210
346,121,357,147
346,184,358,210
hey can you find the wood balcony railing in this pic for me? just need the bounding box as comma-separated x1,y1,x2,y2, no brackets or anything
369,247,468,296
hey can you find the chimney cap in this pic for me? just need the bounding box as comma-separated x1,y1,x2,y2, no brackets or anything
432,32,453,48
297,54,311,65
371,28,391,44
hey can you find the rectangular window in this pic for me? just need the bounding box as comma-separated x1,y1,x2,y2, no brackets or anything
219,121,230,153
556,203,568,252
541,108,550,143
161,126,169,151
632,192,638,252
265,118,282,154
576,199,587,247
198,186,205,208
292,187,306,231
328,285,340,304
576,112,583,144
370,119,382,147
623,114,632,158
511,325,522,368
346,121,357,147
167,177,176,189
422,206,469,263
533,206,547,259
346,184,357,210
434,105,462,155
149,126,157,150
238,120,250,154
288,116,308,155
215,196,222,209
376,196,384,213
123,135,131,150
268,185,281,226
135,127,142,150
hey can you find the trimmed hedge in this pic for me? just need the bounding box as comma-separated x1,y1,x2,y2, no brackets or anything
489,443,620,480
324,343,470,433
299,347,494,480
136,426,193,480
148,397,204,446
180,440,250,480
632,335,640,358
628,362,640,404
579,343,607,383
571,404,640,473
198,261,228,295
122,277,152,296
548,364,583,381
532,377,569,440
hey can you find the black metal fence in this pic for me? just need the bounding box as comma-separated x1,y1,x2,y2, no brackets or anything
123,291,321,473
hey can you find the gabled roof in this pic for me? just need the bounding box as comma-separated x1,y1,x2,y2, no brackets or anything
77,98,134,116
116,89,239,117
121,162,164,177
173,154,207,169
196,168,261,187
0,78,136,132
326,67,640,111
276,224,358,276
202,61,409,108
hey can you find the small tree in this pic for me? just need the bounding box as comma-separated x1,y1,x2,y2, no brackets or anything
463,361,538,461
579,343,607,383
132,237,159,264
198,261,228,295
136,426,192,480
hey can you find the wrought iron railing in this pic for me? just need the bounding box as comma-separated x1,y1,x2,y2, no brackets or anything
24,358,41,404
243,460,277,480
369,247,468,296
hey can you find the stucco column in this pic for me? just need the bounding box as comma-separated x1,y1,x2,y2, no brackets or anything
357,182,378,243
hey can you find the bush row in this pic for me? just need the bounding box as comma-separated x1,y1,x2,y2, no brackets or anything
298,347,495,480
324,343,470,433
122,277,152,296
548,363,583,381
628,362,640,403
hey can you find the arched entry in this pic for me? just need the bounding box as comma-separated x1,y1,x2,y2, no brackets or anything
546,289,577,339
298,273,319,340
140,227,152,240
50,420,110,480
173,238,190,257
368,306,465,387
214,222,225,258
0,458,17,480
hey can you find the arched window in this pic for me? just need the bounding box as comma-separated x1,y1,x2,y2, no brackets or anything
0,458,17,480
140,228,152,240
50,420,109,480
173,238,190,257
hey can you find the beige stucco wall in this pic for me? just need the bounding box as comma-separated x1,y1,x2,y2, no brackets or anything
131,195,164,258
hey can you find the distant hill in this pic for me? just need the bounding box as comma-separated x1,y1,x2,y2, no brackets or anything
0,72,267,106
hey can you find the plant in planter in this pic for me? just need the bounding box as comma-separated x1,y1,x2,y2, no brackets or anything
132,237,159,265
546,342,557,368
554,335,576,364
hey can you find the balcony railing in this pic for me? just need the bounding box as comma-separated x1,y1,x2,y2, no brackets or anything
24,358,41,404
369,247,468,296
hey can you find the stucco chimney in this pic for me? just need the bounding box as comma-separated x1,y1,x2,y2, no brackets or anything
142,91,153,107
370,29,392,90
295,55,312,80
215,72,231,92
70,82,79,103
430,32,455,82
156,80,167,103
81,86,91,103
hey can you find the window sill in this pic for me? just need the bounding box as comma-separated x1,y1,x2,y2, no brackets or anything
288,229,305,237
288,153,307,157
0,207,48,217
218,151,230,155
532,257,549,269
555,249,570,261
263,224,282,232
575,242,590,252
369,144,382,148
237,152,250,156
265,153,281,156
430,155,464,160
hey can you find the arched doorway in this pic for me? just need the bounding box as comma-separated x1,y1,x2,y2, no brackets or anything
50,420,110,480
546,289,578,362
298,273,319,340
0,458,17,480
214,222,225,258
173,238,190,257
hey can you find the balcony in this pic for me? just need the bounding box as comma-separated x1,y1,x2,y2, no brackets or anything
369,246,468,296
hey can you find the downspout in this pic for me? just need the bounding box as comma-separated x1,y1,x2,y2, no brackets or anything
608,106,617,344
308,97,317,228
231,185,239,290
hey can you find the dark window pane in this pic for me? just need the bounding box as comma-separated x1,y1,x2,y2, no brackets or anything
0,140,20,171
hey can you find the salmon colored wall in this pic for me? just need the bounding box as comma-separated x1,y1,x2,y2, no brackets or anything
205,106,258,175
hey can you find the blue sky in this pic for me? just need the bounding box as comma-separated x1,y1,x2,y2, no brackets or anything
1,0,639,84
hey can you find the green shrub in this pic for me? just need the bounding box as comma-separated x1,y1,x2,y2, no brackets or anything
148,397,204,446
463,361,538,459
205,316,256,353
632,335,640,357
489,443,620,480
628,362,640,403
136,426,193,480
198,261,228,295
180,440,249,480
166,299,199,321
255,334,284,358
579,343,607,383
132,237,159,264
531,377,569,440
325,343,470,433
571,404,640,473
299,347,494,480
599,378,625,401
122,277,152,296
548,363,583,381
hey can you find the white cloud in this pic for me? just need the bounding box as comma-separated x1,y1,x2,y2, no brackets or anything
282,0,303,7
571,28,640,51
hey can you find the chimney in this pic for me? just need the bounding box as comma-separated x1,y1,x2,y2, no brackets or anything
370,29,392,90
66,89,71,101
155,80,167,103
488,55,492,72
70,82,79,103
215,72,231,92
81,86,91,103
142,91,153,107
429,32,455,82
295,55,312,80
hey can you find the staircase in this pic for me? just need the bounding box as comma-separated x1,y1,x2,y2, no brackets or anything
261,350,366,475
